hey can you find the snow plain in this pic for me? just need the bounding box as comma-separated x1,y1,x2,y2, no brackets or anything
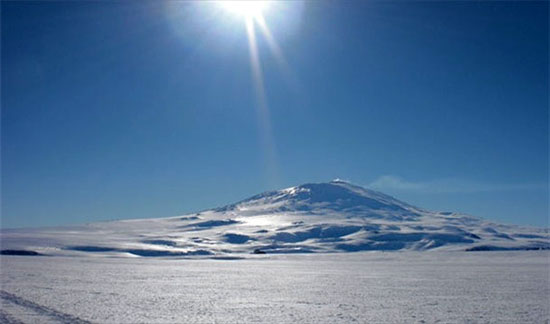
1,251,549,323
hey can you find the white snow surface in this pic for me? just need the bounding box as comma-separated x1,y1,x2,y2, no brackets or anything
1,180,548,257
1,252,549,323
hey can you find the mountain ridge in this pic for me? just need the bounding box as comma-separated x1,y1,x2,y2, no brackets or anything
1,180,548,257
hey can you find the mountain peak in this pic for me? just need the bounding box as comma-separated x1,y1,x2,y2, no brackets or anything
216,180,421,220
329,178,350,184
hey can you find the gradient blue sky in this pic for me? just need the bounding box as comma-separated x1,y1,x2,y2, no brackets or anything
2,1,548,228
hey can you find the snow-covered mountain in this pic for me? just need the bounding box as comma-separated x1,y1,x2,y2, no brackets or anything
1,180,548,257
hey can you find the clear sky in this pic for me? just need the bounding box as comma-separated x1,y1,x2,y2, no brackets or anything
2,1,548,228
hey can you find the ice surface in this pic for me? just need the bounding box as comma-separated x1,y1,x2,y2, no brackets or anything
0,252,548,323
1,180,548,257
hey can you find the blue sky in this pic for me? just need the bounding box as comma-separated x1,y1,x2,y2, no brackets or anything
2,1,548,228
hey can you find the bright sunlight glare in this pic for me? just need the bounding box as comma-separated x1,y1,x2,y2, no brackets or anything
219,1,271,18
215,0,284,185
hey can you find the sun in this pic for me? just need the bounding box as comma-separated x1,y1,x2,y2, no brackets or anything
219,1,271,19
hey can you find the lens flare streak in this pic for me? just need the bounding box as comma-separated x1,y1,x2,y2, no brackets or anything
255,16,299,90
220,1,297,185
245,18,279,184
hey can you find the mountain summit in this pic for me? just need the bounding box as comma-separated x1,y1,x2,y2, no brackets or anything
1,181,548,257
218,180,422,221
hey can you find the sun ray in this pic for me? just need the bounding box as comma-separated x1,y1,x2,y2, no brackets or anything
245,18,279,185
255,15,300,91
215,1,294,186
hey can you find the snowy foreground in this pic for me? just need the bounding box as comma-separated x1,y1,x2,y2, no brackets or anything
1,251,549,323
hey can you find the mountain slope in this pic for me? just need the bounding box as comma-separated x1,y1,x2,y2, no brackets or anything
1,180,548,257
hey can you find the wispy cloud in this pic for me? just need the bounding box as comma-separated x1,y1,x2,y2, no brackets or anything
368,175,547,194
